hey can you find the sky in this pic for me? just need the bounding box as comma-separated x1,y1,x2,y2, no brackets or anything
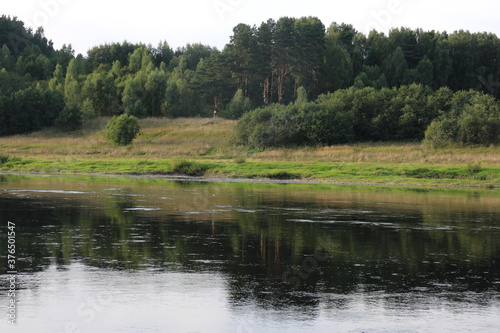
3,0,500,55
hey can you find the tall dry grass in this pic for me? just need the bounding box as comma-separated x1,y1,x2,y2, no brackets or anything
0,118,499,166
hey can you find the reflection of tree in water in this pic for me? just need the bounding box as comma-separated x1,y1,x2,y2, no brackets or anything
1,183,500,310
0,197,56,274
222,196,500,310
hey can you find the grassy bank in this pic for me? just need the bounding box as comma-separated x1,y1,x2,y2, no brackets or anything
0,117,499,188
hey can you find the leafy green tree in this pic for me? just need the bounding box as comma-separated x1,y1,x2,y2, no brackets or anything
295,86,308,105
427,86,454,115
256,19,275,104
128,47,154,74
23,53,53,80
87,42,142,70
166,57,205,117
234,106,273,145
226,23,260,99
14,48,53,80
81,98,97,120
431,35,452,89
394,84,435,140
415,56,434,86
106,114,140,146
55,44,75,70
266,103,308,146
424,91,500,146
122,72,147,117
162,81,182,118
82,67,120,116
325,43,353,91
457,94,500,144
111,60,123,77
54,102,82,131
152,40,174,67
193,52,233,112
353,66,387,89
308,93,355,144
171,43,216,71
293,17,326,98
0,68,26,95
225,89,252,119
5,86,64,135
49,64,65,93
351,46,365,78
387,28,422,68
64,58,81,104
365,30,392,67
448,31,481,91
273,17,297,103
327,23,357,54
145,68,167,117
0,44,14,70
383,47,408,87
423,118,456,148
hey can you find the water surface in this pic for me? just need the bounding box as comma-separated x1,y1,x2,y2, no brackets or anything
0,175,499,332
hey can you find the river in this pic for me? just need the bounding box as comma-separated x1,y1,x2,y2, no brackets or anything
0,174,499,332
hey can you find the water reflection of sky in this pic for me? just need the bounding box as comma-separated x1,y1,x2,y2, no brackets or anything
7,263,499,332
1,175,499,332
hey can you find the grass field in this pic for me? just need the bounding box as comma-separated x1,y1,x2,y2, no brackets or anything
0,117,499,188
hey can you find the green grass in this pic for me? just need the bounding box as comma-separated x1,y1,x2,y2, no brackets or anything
0,117,499,189
1,157,498,188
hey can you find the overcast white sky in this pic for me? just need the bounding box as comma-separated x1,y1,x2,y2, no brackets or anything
3,0,500,55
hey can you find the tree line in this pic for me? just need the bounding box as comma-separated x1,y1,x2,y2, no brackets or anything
1,15,500,143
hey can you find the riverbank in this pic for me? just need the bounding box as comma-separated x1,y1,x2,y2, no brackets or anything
0,118,499,189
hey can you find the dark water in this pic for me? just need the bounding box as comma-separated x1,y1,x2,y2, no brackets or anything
0,174,499,332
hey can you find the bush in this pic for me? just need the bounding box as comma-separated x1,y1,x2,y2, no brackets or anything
424,92,500,147
235,86,500,148
305,107,355,145
467,163,482,175
233,107,273,145
171,160,208,176
423,118,456,148
263,171,301,180
457,98,500,145
106,114,140,146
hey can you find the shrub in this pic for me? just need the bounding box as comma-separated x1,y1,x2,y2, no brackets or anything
263,171,301,180
248,123,276,148
171,160,208,176
424,92,500,147
467,163,482,175
305,107,355,145
106,114,140,146
233,107,272,145
457,97,500,145
423,118,457,148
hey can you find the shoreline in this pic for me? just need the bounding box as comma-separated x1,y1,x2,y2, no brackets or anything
1,170,498,191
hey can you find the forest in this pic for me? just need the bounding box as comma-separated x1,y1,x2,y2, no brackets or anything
0,15,499,146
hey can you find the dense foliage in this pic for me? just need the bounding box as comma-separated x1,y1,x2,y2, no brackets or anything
1,15,500,145
106,114,140,146
424,92,500,147
235,85,500,147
